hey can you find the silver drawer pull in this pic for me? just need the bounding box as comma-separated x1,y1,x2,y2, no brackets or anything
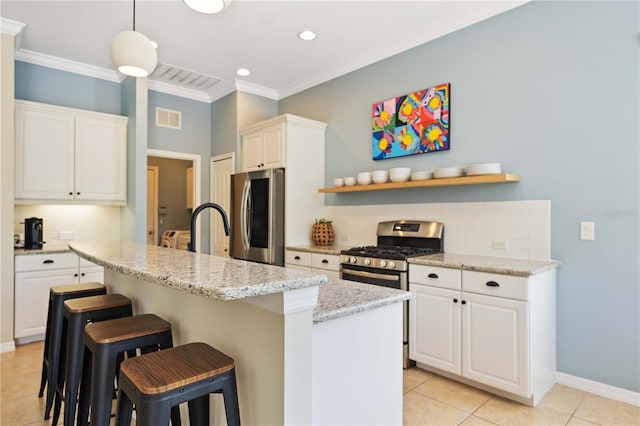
486,281,500,287
43,259,54,264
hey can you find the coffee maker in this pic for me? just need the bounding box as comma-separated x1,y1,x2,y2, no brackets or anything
24,217,44,249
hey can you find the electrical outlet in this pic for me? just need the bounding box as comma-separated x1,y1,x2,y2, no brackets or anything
492,239,508,250
580,221,595,240
59,231,75,241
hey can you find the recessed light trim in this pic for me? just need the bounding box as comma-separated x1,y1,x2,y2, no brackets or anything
298,30,316,41
236,68,251,77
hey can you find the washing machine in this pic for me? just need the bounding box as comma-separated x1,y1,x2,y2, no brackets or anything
160,230,190,249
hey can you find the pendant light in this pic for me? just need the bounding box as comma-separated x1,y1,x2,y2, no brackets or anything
184,0,225,14
110,0,157,77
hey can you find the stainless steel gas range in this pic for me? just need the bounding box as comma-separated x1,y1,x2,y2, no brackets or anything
340,220,444,368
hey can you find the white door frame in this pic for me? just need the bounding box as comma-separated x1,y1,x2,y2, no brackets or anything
210,152,235,255
147,149,202,252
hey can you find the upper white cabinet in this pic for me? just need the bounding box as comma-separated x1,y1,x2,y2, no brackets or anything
240,114,327,245
409,264,556,406
15,100,128,205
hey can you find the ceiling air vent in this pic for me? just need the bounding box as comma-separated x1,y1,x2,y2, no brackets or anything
150,64,221,91
156,107,181,129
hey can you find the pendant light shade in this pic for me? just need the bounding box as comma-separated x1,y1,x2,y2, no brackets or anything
184,0,225,14
111,30,158,77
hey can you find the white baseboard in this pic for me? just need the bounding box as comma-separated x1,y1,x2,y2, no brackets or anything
557,372,640,407
0,340,16,353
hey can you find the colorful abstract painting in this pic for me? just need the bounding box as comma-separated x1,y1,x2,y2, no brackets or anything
372,83,450,160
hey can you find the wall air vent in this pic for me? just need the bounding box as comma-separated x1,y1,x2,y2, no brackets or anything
150,64,221,91
156,107,181,129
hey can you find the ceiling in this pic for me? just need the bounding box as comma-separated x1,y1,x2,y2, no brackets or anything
1,0,527,102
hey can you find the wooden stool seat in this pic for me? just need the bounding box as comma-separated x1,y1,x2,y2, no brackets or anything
76,314,176,426
51,293,132,426
115,342,240,426
40,282,106,421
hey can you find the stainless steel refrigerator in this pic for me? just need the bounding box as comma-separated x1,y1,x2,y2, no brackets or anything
229,168,285,266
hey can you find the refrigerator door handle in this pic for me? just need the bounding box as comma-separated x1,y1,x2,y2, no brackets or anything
241,181,251,251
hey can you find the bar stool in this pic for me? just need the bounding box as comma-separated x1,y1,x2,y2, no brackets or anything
76,314,177,426
115,342,240,426
39,282,106,421
51,293,133,426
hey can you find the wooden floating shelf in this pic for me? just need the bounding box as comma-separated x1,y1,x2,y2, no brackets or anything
319,173,520,193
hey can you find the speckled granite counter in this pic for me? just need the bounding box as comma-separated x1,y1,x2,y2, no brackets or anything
69,241,327,301
14,244,71,255
286,244,352,255
409,253,560,277
313,279,409,323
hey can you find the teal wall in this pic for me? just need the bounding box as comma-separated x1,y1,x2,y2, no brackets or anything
279,1,639,392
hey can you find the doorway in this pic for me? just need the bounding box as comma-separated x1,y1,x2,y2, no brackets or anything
210,153,235,257
146,166,159,245
147,149,201,252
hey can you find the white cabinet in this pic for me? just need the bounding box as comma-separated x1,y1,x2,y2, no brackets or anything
241,115,327,246
240,122,285,171
15,100,127,204
409,264,556,406
14,252,104,341
285,250,340,279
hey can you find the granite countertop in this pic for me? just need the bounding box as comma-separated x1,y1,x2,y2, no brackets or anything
69,241,328,301
313,279,410,323
409,253,560,277
14,244,71,255
286,244,352,255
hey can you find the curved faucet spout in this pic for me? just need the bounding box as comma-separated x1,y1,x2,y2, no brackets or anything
188,202,230,253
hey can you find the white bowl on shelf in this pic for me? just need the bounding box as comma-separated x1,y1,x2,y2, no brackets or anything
372,170,389,184
333,178,344,187
465,163,502,176
434,167,465,179
410,171,433,181
344,176,356,186
389,167,411,182
357,172,372,185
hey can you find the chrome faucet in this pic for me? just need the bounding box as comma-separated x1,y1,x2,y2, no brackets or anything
188,202,230,253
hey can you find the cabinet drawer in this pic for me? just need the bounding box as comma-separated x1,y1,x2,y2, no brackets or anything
462,270,529,301
311,253,339,271
285,250,311,267
410,264,461,290
15,252,78,272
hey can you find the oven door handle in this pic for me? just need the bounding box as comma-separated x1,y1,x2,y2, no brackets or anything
341,268,400,281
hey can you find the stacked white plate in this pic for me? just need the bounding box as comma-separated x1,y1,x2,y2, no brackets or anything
465,163,502,176
410,171,433,181
434,167,465,179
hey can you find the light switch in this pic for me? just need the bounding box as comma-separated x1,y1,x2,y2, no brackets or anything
580,222,595,240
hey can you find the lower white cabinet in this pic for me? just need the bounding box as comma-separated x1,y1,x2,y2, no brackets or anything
14,252,104,341
285,250,340,279
409,264,556,406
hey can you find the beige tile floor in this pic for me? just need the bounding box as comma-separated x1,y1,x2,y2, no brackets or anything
1,342,638,425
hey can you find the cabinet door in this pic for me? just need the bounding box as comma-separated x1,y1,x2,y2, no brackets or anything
15,268,79,339
261,123,285,169
241,131,263,171
409,284,461,374
15,106,75,200
79,266,104,283
75,115,127,201
462,292,529,397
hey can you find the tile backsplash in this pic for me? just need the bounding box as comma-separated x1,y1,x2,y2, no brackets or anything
324,200,550,260
14,205,122,246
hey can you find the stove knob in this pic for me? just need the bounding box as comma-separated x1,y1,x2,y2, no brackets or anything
379,260,387,268
350,257,358,264
363,258,371,266
388,261,396,269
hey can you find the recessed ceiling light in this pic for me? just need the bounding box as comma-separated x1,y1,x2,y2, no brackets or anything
236,68,251,77
298,30,316,41
184,0,225,14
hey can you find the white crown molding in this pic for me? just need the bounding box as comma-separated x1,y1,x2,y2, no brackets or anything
557,372,640,407
234,79,279,100
1,17,25,37
14,49,122,83
147,79,211,103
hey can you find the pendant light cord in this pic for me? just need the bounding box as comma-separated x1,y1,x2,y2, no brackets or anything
132,0,136,31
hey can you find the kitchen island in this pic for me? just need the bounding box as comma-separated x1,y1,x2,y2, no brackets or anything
69,241,409,425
